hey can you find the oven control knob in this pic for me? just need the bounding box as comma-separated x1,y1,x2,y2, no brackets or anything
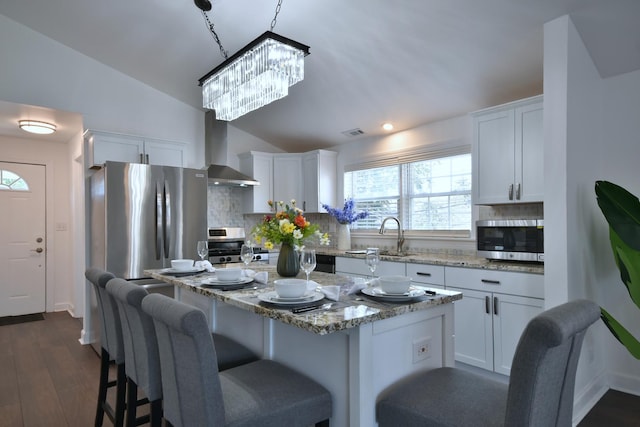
255,255,262,260
219,257,226,263
225,256,232,262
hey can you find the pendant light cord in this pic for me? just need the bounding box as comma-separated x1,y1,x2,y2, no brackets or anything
201,0,285,60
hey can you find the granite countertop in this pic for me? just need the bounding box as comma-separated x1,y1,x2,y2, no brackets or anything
315,248,545,274
144,265,462,336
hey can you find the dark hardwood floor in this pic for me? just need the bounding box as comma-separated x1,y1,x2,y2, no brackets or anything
0,311,639,426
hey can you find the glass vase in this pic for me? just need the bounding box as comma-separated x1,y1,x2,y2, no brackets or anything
277,243,300,277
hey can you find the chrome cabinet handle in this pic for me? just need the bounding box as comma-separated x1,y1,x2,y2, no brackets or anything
516,183,521,200
508,184,514,200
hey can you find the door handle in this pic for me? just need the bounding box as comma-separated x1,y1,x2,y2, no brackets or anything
494,296,498,315
516,183,521,200
31,247,43,253
485,296,490,314
416,272,432,277
508,184,514,200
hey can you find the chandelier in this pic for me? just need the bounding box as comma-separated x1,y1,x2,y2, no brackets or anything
196,0,310,122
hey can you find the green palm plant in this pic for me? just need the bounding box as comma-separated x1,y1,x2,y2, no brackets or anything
595,180,640,359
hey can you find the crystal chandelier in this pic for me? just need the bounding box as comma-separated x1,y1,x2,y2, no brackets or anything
195,1,310,121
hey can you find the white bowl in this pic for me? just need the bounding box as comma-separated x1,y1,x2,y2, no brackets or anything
171,259,194,271
274,279,308,298
378,275,412,294
216,267,242,281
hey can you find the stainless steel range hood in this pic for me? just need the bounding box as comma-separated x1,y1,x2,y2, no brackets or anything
205,111,259,187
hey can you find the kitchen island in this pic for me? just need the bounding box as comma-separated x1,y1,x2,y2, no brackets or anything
145,266,462,427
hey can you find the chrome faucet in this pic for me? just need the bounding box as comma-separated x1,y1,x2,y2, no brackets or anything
379,217,405,255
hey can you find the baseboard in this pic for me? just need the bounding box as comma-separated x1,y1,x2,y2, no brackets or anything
53,302,75,315
572,368,608,426
608,371,640,396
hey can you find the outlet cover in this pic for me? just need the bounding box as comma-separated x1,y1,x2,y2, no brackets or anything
413,337,432,363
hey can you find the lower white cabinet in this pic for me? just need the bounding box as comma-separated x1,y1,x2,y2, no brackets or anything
445,266,544,376
447,286,543,375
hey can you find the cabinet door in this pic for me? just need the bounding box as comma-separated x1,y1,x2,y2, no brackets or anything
302,150,337,213
515,102,543,203
492,293,544,376
473,109,515,204
448,286,493,371
239,152,273,213
88,132,144,168
273,154,302,205
144,138,184,167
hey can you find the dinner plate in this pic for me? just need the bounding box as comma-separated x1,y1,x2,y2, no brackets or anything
201,277,253,286
258,291,324,306
361,286,426,302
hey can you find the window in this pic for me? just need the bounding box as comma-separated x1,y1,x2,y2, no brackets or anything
0,169,29,191
344,149,471,235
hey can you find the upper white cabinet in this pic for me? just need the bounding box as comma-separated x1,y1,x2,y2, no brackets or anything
239,151,274,213
302,150,337,213
86,130,185,169
239,150,337,214
472,95,543,204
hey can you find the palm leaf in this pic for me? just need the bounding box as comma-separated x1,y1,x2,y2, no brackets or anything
610,229,640,310
600,308,640,360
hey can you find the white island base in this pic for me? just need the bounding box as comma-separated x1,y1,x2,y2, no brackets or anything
177,288,455,427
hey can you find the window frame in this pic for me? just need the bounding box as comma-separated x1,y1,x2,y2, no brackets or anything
343,142,472,239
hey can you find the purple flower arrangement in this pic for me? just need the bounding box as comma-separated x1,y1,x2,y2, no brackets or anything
322,198,369,224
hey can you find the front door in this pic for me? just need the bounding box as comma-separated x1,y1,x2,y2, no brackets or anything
0,162,46,316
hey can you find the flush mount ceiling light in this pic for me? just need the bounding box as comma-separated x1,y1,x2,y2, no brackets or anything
195,0,310,122
18,120,57,135
382,123,394,131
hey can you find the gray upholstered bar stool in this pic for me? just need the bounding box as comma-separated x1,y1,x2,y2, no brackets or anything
141,293,333,427
85,267,126,427
376,299,600,427
106,278,260,427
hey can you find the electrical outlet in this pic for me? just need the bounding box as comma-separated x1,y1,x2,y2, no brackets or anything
413,337,432,363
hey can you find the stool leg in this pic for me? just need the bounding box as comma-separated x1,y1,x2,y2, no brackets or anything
115,363,126,427
94,348,110,427
125,377,137,427
149,399,163,427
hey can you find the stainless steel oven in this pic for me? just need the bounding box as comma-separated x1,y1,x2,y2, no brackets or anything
476,219,544,262
207,227,269,265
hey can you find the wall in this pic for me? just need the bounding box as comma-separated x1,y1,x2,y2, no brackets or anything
544,14,640,422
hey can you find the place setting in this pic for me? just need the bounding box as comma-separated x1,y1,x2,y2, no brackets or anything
161,259,207,277
360,275,436,303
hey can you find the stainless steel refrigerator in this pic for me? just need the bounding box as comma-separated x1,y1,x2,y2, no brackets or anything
88,161,207,350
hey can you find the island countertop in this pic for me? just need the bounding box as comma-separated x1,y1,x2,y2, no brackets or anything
144,265,462,336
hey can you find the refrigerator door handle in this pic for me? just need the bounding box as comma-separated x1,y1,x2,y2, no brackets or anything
155,182,162,260
164,180,171,259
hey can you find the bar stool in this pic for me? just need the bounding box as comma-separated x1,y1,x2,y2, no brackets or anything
85,267,126,427
106,278,259,426
141,293,332,427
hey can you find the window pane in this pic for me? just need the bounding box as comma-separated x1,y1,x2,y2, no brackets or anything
0,169,29,191
345,152,471,233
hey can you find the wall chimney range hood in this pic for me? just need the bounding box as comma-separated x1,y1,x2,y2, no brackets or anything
205,111,259,187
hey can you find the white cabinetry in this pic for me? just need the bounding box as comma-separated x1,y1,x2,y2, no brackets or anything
445,267,544,376
472,95,543,204
239,150,337,214
86,130,185,169
302,150,337,213
273,154,303,205
335,256,405,278
406,263,445,290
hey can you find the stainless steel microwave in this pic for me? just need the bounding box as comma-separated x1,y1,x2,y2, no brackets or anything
476,219,544,262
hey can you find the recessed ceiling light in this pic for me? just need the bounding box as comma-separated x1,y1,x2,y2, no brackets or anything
382,123,394,131
18,120,57,135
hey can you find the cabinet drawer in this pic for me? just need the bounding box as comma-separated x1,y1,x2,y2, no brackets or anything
335,257,405,277
445,266,543,298
406,263,445,287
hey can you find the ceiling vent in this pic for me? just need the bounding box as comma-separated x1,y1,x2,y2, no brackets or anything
341,128,365,137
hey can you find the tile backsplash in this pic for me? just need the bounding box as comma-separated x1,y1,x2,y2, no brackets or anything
207,185,245,227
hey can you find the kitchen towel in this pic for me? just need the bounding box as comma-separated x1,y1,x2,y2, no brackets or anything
243,269,268,284
194,260,215,272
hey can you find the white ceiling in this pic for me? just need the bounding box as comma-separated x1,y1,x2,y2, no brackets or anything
0,0,639,151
